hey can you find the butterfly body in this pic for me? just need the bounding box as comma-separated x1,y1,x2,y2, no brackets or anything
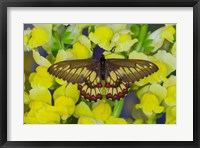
48,55,159,102
100,55,106,80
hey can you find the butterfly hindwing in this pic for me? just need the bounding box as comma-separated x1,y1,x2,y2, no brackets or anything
48,59,103,102
104,59,158,100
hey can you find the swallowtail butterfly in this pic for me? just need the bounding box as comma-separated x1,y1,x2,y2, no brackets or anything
48,55,158,102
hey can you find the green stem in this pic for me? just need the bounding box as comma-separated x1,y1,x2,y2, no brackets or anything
112,99,124,117
134,24,148,52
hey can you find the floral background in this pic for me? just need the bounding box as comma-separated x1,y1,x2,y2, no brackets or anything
24,24,176,124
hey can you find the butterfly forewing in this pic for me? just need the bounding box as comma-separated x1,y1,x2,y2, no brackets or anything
48,59,103,102
48,60,98,83
104,59,159,100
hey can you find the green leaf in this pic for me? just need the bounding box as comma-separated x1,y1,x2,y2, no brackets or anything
51,31,62,57
131,24,140,38
133,24,148,52
88,25,95,33
144,46,154,54
143,39,153,48
67,115,78,124
143,38,154,54
61,31,74,45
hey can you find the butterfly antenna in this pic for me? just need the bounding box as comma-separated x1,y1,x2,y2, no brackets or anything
102,47,115,58
110,47,115,53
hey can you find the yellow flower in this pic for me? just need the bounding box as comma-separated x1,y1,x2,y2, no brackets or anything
89,25,114,51
164,85,176,106
136,93,164,116
29,87,52,105
36,109,60,124
24,101,60,124
29,66,54,88
153,50,176,75
78,117,96,124
24,91,30,104
27,27,49,49
107,24,128,33
74,102,93,118
53,96,75,120
148,24,176,52
54,49,77,63
74,101,105,124
33,50,52,68
70,42,92,59
77,35,92,50
53,84,67,100
55,35,92,61
105,116,127,124
161,25,176,43
77,24,91,30
92,102,112,122
133,119,144,124
137,83,167,102
53,83,80,103
111,31,138,52
165,106,176,124
55,77,67,85
103,51,126,59
163,75,176,88
25,95,75,124
129,51,148,60
65,83,80,103
149,83,167,101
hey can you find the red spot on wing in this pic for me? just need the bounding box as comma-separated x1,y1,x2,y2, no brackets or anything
106,93,112,99
118,92,124,98
125,83,129,87
91,95,96,100
105,80,130,101
79,82,103,102
86,94,90,99
96,94,102,99
113,95,118,100
123,89,128,94
97,83,102,88
105,83,110,88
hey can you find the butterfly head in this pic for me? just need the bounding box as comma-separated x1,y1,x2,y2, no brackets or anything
100,54,105,61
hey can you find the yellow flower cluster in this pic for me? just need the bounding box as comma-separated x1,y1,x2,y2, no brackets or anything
130,50,176,124
74,101,127,124
89,25,138,52
24,24,176,124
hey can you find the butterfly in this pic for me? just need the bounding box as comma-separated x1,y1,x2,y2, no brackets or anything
48,55,159,102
